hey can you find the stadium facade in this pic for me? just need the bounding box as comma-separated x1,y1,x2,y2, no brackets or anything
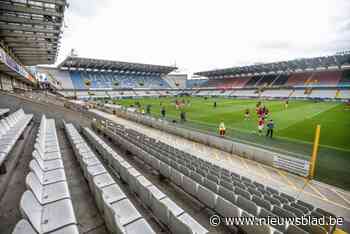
0,0,67,92
33,53,350,101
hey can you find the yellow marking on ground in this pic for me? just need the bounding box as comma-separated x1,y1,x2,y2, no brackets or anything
276,169,298,190
332,189,350,206
307,181,329,201
334,228,348,234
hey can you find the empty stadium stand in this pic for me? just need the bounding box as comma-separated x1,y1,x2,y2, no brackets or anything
64,123,157,234
13,115,78,234
0,109,33,173
93,120,338,234
339,70,350,87
69,71,170,89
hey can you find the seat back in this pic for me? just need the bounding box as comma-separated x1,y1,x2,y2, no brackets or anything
19,191,42,232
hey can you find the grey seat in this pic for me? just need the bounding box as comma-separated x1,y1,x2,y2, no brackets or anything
26,172,70,205
241,211,272,234
152,197,172,225
149,156,160,171
119,161,133,182
20,191,77,234
12,219,79,234
215,196,241,218
197,184,217,209
93,173,116,213
259,208,287,232
218,186,236,204
264,195,282,207
81,157,101,177
182,176,198,197
126,167,142,192
176,213,208,234
296,200,314,212
220,180,233,190
234,187,251,200
281,192,295,203
283,204,304,217
248,187,263,198
290,202,309,214
191,172,203,184
204,178,218,193
171,169,183,187
124,218,156,234
29,160,66,186
134,176,153,199
168,211,192,234
104,198,152,234
273,194,289,204
86,164,107,191
267,186,279,195
32,151,63,171
252,195,272,211
236,195,258,217
159,161,171,178
272,206,296,218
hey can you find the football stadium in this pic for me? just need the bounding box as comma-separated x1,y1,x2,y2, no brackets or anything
0,0,350,234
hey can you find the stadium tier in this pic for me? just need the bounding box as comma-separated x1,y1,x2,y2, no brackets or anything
69,70,170,89
197,70,350,89
186,79,209,88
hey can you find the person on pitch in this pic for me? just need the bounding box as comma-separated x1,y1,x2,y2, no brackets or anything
161,106,166,119
285,100,289,109
266,119,274,138
258,117,264,135
219,121,226,137
244,108,250,120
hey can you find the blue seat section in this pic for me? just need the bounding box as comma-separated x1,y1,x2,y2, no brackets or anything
186,79,208,88
70,71,85,89
68,71,170,89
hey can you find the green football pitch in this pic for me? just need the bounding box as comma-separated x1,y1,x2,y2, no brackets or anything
112,97,350,190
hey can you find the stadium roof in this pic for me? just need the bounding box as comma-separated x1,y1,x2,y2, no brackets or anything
0,0,67,66
195,53,350,78
58,56,177,75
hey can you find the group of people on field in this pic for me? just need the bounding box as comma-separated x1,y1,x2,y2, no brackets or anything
135,98,290,139
219,100,282,138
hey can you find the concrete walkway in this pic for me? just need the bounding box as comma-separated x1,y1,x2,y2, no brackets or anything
90,109,350,229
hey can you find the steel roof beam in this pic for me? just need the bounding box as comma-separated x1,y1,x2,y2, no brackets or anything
0,3,63,18
0,15,62,28
12,45,58,50
1,32,59,40
0,24,61,34
25,0,67,6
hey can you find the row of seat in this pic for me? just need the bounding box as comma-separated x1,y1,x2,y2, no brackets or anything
0,108,10,117
125,128,335,215
125,128,335,234
64,122,156,234
82,127,208,234
0,108,33,173
12,115,79,234
100,122,332,234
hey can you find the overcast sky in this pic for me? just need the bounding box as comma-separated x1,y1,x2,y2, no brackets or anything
58,0,350,73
